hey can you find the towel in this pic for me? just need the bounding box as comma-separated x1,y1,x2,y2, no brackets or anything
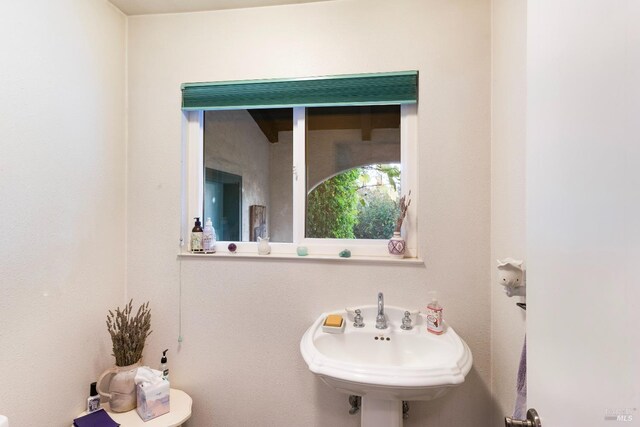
73,409,119,427
513,336,527,419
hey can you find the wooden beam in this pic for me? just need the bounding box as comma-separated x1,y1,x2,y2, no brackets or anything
361,106,372,141
248,109,280,143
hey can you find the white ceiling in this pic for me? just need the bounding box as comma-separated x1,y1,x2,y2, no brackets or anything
108,0,336,16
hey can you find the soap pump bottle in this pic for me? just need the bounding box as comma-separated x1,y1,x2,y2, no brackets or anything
191,217,203,253
203,217,216,253
160,349,169,381
87,381,100,413
426,291,444,335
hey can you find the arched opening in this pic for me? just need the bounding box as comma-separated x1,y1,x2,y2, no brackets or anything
306,163,401,239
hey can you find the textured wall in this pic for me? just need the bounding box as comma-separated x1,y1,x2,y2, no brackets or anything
306,128,400,190
0,1,126,425
126,0,492,425
204,110,271,241
490,0,528,424
269,131,294,242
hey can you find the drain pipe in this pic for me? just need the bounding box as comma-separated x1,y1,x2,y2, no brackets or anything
347,396,409,419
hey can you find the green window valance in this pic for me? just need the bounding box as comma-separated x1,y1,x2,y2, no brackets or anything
181,71,418,111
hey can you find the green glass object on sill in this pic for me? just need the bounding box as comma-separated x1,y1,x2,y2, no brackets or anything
339,249,351,258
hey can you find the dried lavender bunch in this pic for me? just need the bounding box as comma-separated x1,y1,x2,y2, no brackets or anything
395,191,412,233
106,300,152,366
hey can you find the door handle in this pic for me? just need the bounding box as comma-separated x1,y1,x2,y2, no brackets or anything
505,408,542,427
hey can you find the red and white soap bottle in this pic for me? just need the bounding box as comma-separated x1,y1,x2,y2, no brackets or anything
426,291,444,335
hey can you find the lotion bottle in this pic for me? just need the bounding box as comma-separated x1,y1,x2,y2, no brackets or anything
191,217,203,252
426,292,444,335
160,349,169,381
87,381,100,413
203,217,216,253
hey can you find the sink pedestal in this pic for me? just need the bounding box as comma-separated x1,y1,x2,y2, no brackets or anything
361,397,403,427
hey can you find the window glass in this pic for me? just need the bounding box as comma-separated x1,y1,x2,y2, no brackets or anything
204,109,293,242
305,106,401,239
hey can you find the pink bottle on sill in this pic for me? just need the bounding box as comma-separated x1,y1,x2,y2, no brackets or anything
426,292,444,335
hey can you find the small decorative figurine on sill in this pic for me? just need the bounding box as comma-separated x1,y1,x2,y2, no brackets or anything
388,191,411,258
257,236,271,255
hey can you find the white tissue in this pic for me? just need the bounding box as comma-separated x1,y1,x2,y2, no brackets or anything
134,367,164,386
135,367,170,421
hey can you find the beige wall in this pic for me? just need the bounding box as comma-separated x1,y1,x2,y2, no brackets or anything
0,1,127,425
490,0,528,424
127,0,492,426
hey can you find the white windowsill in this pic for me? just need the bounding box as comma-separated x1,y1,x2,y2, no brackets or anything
177,251,423,265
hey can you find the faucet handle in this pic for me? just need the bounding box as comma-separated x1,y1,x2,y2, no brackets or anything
401,310,413,330
353,309,365,328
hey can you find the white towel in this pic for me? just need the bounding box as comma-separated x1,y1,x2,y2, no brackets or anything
0,415,9,427
513,336,527,419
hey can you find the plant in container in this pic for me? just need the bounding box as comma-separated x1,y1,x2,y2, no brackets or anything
97,300,152,412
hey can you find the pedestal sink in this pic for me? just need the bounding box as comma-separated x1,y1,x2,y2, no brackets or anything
300,305,472,427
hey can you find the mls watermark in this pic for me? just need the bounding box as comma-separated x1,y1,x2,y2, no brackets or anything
605,408,636,422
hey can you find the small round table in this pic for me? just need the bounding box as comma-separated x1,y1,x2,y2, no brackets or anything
75,388,192,427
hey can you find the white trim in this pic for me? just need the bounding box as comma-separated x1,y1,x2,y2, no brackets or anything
401,103,418,257
292,107,306,243
178,251,424,265
180,111,188,249
298,238,390,257
182,110,204,250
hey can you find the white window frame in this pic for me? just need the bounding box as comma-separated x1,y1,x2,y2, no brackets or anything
180,104,418,259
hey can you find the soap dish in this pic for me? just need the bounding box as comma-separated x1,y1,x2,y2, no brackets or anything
322,316,345,334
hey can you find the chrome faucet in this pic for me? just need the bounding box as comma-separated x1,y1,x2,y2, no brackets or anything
376,292,387,329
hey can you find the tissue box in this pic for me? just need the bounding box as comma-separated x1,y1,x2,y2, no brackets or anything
136,380,170,422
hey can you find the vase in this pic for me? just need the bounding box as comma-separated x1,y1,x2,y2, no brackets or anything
388,231,406,258
96,360,142,412
257,236,271,255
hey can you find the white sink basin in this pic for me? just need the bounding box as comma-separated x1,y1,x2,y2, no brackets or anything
300,304,472,426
